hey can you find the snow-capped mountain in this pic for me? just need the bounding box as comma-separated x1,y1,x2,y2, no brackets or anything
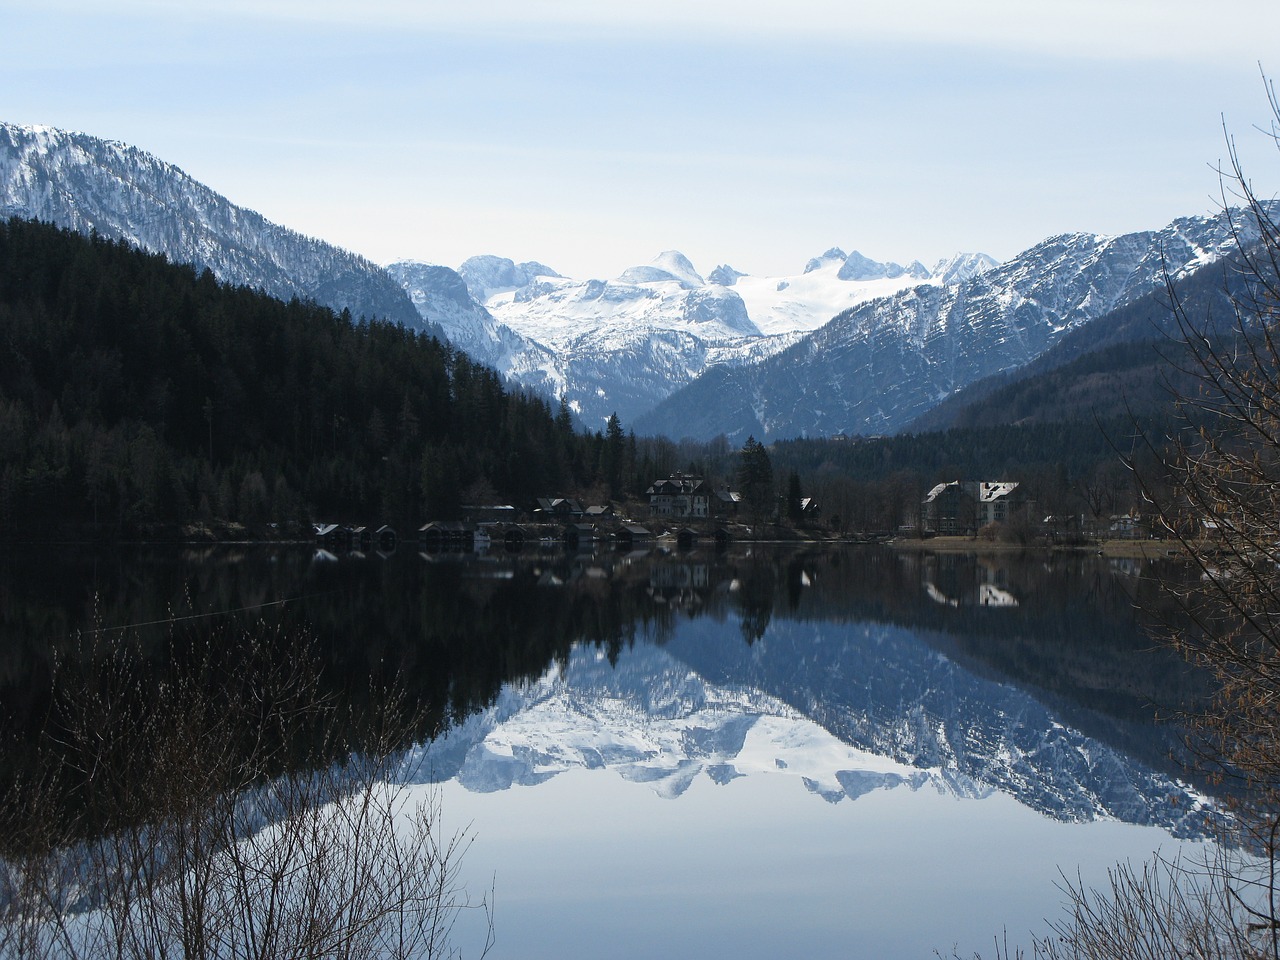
0,122,424,329
717,247,997,337
458,254,562,303
393,247,994,427
635,210,1263,441
6,121,1253,443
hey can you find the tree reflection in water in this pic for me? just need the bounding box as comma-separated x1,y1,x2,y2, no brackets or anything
0,543,1210,833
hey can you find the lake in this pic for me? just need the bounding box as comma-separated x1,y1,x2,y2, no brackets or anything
0,543,1220,958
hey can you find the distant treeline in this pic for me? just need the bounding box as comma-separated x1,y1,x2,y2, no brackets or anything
632,416,1176,535
0,218,643,538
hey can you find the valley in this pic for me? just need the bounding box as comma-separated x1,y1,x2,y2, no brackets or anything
0,119,1271,551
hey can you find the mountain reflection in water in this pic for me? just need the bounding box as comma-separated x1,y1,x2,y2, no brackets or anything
415,578,1212,834
0,544,1220,957
0,544,1209,816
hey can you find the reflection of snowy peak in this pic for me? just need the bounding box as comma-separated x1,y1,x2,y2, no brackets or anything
413,634,1212,835
420,645,975,803
392,247,986,427
669,615,1214,834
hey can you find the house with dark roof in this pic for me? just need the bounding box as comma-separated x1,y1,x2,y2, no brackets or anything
646,474,711,519
714,488,741,516
534,497,584,519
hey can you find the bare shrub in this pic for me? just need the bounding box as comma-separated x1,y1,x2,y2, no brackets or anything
0,620,491,960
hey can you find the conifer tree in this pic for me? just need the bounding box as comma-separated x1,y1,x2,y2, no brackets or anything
736,435,774,527
787,471,803,524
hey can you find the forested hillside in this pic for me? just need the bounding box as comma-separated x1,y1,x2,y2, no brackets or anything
0,218,601,539
907,250,1247,432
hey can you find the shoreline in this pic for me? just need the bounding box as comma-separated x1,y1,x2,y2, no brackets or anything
886,536,1183,559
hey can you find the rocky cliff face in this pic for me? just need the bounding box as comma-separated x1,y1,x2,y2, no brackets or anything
0,122,424,329
383,259,558,390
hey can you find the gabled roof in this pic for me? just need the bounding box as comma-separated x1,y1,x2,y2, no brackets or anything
923,482,958,503
647,475,708,496
925,480,1020,503
419,520,471,533
978,481,1018,502
535,497,583,513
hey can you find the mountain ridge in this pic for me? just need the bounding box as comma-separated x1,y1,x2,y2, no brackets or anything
4,119,1262,444
0,121,426,331
393,246,996,426
634,210,1265,441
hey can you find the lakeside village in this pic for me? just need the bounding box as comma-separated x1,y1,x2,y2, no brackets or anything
307,473,1171,558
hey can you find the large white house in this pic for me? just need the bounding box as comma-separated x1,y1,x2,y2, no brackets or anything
646,474,711,519
922,480,1025,535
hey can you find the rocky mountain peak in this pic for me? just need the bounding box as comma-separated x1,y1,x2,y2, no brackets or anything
457,255,561,303
707,264,745,286
617,250,705,290
803,247,849,274
836,250,906,282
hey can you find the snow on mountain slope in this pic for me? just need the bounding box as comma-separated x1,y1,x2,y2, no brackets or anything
391,247,991,426
729,248,995,336
616,249,707,289
393,251,780,425
0,122,424,329
458,254,562,303
383,259,559,391
635,209,1267,441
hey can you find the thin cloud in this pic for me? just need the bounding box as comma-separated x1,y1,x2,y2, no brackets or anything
60,0,1280,61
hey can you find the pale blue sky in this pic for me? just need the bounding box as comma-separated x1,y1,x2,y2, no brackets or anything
3,1,1278,279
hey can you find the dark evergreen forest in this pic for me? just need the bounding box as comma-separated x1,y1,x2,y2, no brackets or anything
0,218,607,539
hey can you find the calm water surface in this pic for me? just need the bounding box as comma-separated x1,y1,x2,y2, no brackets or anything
0,543,1218,958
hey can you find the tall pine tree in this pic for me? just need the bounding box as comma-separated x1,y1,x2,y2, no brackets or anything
736,435,774,527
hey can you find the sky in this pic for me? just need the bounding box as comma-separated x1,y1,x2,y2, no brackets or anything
3,0,1280,280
